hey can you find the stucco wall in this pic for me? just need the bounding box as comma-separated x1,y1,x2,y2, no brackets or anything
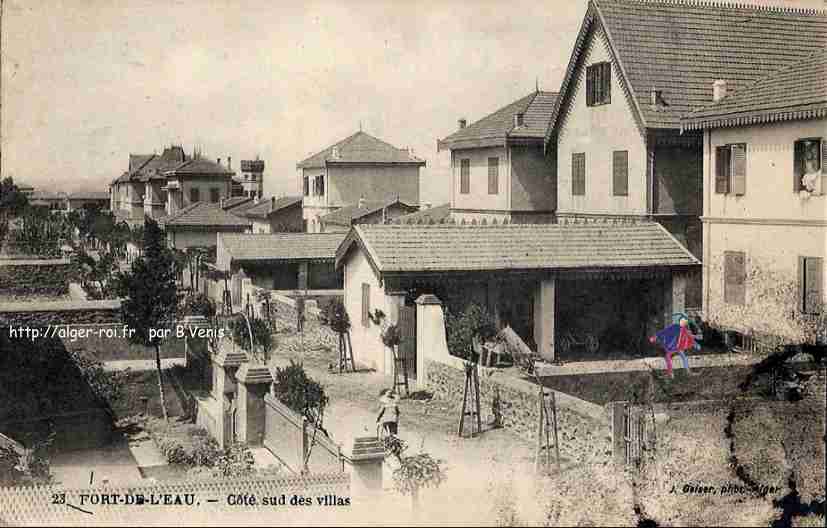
167,228,245,250
328,165,420,207
705,119,827,222
451,146,510,212
510,144,556,212
556,25,647,215
171,175,233,213
343,247,389,373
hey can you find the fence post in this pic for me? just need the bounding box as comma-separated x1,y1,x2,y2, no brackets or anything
301,417,310,474
610,401,629,466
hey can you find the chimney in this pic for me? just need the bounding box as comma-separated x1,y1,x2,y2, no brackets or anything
458,118,467,129
358,195,366,209
514,112,525,127
227,156,232,170
713,80,727,102
650,87,661,106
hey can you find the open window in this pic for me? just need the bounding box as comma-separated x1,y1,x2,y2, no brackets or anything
794,138,824,196
715,144,746,196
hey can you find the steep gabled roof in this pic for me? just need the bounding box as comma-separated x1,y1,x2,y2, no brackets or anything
545,0,827,144
336,222,700,273
439,91,559,151
160,202,250,228
681,50,827,130
296,131,426,169
320,198,417,227
239,196,303,220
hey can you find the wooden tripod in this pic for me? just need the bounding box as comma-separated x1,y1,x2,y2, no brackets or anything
337,330,355,374
457,362,482,437
535,387,561,474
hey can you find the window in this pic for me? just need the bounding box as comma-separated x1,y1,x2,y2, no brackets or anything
315,175,325,196
715,144,746,195
793,138,824,193
210,188,220,203
612,150,628,196
586,62,611,106
460,159,470,194
303,176,309,196
190,188,200,203
571,153,586,195
724,251,746,305
488,157,499,195
799,256,823,314
361,283,371,327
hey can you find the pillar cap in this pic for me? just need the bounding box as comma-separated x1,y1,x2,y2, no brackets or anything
235,363,273,384
214,341,249,367
350,437,385,462
415,294,442,306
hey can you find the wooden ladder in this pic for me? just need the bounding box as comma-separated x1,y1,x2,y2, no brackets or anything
338,330,355,374
457,361,482,437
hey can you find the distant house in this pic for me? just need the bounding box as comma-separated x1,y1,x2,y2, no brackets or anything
28,191,67,212
394,203,451,225
159,202,251,250
216,232,345,304
237,196,304,234
240,159,265,200
318,197,418,233
220,196,255,213
163,157,235,216
297,131,425,233
681,51,827,335
437,90,558,224
336,223,699,375
66,191,110,213
14,182,35,197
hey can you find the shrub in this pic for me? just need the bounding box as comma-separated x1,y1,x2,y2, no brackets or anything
272,360,328,423
231,315,275,358
322,298,351,334
382,323,401,348
445,302,497,360
182,293,216,318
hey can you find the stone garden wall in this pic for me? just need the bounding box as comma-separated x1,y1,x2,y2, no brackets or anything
0,300,122,326
0,259,74,296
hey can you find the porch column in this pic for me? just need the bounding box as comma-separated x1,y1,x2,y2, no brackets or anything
297,262,309,290
235,364,273,446
533,278,556,362
415,294,447,390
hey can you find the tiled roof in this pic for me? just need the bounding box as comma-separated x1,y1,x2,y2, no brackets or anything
218,232,346,266
394,203,452,224
682,51,827,130
28,191,67,201
296,131,426,169
68,191,109,200
160,202,250,228
220,196,254,211
320,199,417,227
336,222,699,273
546,0,827,140
166,157,234,176
239,196,303,220
439,91,559,150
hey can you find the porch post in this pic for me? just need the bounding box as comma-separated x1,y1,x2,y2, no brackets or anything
297,262,309,290
533,277,556,362
672,272,687,317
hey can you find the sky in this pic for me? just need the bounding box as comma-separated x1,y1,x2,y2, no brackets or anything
2,0,823,204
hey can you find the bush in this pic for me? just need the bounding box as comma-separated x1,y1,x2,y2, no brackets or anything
151,424,223,467
272,360,328,423
445,302,497,360
181,293,216,318
382,323,401,348
231,316,275,358
321,298,351,334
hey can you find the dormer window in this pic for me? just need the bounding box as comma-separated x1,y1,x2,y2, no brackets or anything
586,62,611,106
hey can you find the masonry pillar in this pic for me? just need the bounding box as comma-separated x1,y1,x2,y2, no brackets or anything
235,363,273,446
672,272,687,316
297,262,309,290
348,437,386,498
533,278,556,362
415,294,446,390
211,342,248,447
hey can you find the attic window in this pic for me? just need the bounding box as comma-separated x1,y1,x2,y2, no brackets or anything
586,62,611,106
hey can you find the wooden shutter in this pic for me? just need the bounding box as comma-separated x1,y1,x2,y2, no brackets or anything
613,150,628,196
361,283,370,327
803,257,823,314
303,176,309,196
715,146,730,194
586,65,594,106
724,251,745,305
821,138,826,172
793,141,805,192
460,159,470,194
488,157,499,195
318,175,325,196
602,62,611,104
731,144,747,196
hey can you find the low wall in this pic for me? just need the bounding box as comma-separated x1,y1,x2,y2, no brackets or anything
263,394,342,474
0,300,122,326
58,324,185,361
425,359,612,463
0,259,73,296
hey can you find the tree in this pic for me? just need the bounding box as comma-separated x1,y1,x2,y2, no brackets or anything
0,177,29,219
382,435,446,516
115,217,178,421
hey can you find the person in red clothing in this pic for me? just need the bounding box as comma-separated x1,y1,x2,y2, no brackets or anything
649,318,698,378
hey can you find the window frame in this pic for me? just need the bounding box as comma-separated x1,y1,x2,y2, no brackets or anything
361,283,371,327
571,152,586,196
586,62,611,107
487,157,499,195
723,250,746,306
612,150,628,196
714,143,747,196
460,159,470,194
793,138,823,193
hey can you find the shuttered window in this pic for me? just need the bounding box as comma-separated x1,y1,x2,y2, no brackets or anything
303,176,309,196
730,144,747,196
715,146,730,194
361,283,371,327
586,62,611,106
798,256,823,314
460,159,470,194
190,187,200,203
793,138,823,193
612,150,628,196
488,157,499,195
314,175,324,196
724,251,746,305
572,153,586,196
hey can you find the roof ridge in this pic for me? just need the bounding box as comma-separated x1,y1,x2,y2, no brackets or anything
596,0,827,16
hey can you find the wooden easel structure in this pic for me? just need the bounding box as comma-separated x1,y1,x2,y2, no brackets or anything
535,387,561,474
457,361,482,437
337,330,355,374
391,346,410,396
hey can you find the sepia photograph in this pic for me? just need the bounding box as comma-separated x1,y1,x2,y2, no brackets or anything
0,0,825,525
